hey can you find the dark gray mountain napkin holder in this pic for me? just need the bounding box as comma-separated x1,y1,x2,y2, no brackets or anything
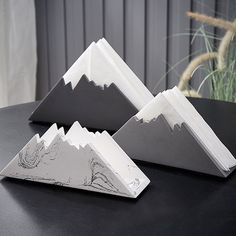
113,114,235,177
29,75,138,131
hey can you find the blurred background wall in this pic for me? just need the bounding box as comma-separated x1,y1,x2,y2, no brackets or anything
0,0,235,108
35,0,236,100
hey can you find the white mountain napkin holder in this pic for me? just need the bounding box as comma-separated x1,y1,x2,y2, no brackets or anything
0,122,150,198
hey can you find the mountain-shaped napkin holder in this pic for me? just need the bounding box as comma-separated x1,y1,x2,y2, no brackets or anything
113,114,235,177
0,122,150,198
29,75,138,131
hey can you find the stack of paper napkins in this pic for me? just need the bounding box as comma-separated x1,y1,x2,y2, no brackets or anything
113,87,236,177
0,122,150,197
29,38,153,130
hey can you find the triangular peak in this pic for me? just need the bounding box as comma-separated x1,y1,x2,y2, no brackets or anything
41,124,65,146
63,42,94,88
65,122,150,194
65,121,95,148
41,123,59,144
136,92,184,128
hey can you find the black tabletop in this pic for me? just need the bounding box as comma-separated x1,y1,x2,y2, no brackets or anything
0,98,236,236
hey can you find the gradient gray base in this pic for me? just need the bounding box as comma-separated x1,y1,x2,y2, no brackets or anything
29,75,138,131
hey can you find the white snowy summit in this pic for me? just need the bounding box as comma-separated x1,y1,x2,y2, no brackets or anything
0,122,150,198
63,38,153,110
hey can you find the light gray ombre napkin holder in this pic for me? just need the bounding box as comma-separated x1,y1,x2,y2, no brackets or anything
113,114,235,177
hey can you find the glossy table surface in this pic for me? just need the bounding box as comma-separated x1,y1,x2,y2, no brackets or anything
0,98,236,236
